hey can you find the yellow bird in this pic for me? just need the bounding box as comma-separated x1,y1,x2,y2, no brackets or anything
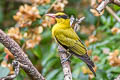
46,12,96,76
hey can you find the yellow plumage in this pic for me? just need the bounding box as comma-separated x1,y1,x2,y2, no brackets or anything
52,19,86,55
46,12,96,76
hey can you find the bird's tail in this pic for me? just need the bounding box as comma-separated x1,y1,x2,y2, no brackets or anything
75,53,96,77
86,63,96,77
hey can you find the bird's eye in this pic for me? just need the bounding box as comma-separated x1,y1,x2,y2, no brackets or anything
56,15,68,19
56,15,61,18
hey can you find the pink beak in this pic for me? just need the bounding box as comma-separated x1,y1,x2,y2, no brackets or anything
46,13,56,18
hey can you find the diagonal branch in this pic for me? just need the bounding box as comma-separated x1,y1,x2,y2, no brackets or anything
0,29,45,80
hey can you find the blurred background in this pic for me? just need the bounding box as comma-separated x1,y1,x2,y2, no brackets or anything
0,0,120,80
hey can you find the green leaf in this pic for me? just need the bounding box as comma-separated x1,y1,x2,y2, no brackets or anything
64,7,78,17
107,67,120,73
78,72,89,80
0,43,4,52
42,58,58,75
95,69,108,80
84,8,97,25
0,8,3,24
46,69,60,80
56,71,64,80
0,66,10,78
41,28,52,44
38,5,50,15
41,43,57,66
32,45,42,59
31,19,42,27
113,5,120,11
20,38,25,45
101,16,107,24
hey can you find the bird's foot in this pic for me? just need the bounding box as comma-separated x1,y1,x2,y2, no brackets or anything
61,54,72,64
59,50,66,53
61,58,71,64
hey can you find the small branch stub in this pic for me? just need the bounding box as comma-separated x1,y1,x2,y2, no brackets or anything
96,0,110,14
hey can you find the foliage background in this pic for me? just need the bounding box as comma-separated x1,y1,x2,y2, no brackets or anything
0,0,120,80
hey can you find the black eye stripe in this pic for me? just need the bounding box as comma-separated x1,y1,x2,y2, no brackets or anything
56,15,68,19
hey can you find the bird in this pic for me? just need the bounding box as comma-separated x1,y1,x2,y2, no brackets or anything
46,12,96,76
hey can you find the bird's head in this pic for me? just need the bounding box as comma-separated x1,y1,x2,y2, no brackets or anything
46,12,70,24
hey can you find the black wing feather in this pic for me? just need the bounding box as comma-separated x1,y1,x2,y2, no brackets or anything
72,52,96,76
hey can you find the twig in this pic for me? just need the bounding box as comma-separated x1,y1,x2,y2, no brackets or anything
106,6,120,22
74,17,85,31
96,0,111,14
96,0,120,14
70,15,75,26
58,16,85,80
0,29,45,80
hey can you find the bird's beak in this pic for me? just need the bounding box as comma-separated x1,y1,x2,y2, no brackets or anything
46,13,56,18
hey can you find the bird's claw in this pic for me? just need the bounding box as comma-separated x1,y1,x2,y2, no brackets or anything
61,58,71,64
59,50,66,53
61,54,72,64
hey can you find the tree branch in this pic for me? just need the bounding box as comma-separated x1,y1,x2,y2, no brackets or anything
58,46,72,80
0,29,45,80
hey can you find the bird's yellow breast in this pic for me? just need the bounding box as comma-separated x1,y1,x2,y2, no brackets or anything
52,22,70,38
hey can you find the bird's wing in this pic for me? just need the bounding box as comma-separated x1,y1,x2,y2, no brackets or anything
55,28,96,76
55,28,87,55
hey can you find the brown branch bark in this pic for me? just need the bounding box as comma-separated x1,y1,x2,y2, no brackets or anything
0,29,45,80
